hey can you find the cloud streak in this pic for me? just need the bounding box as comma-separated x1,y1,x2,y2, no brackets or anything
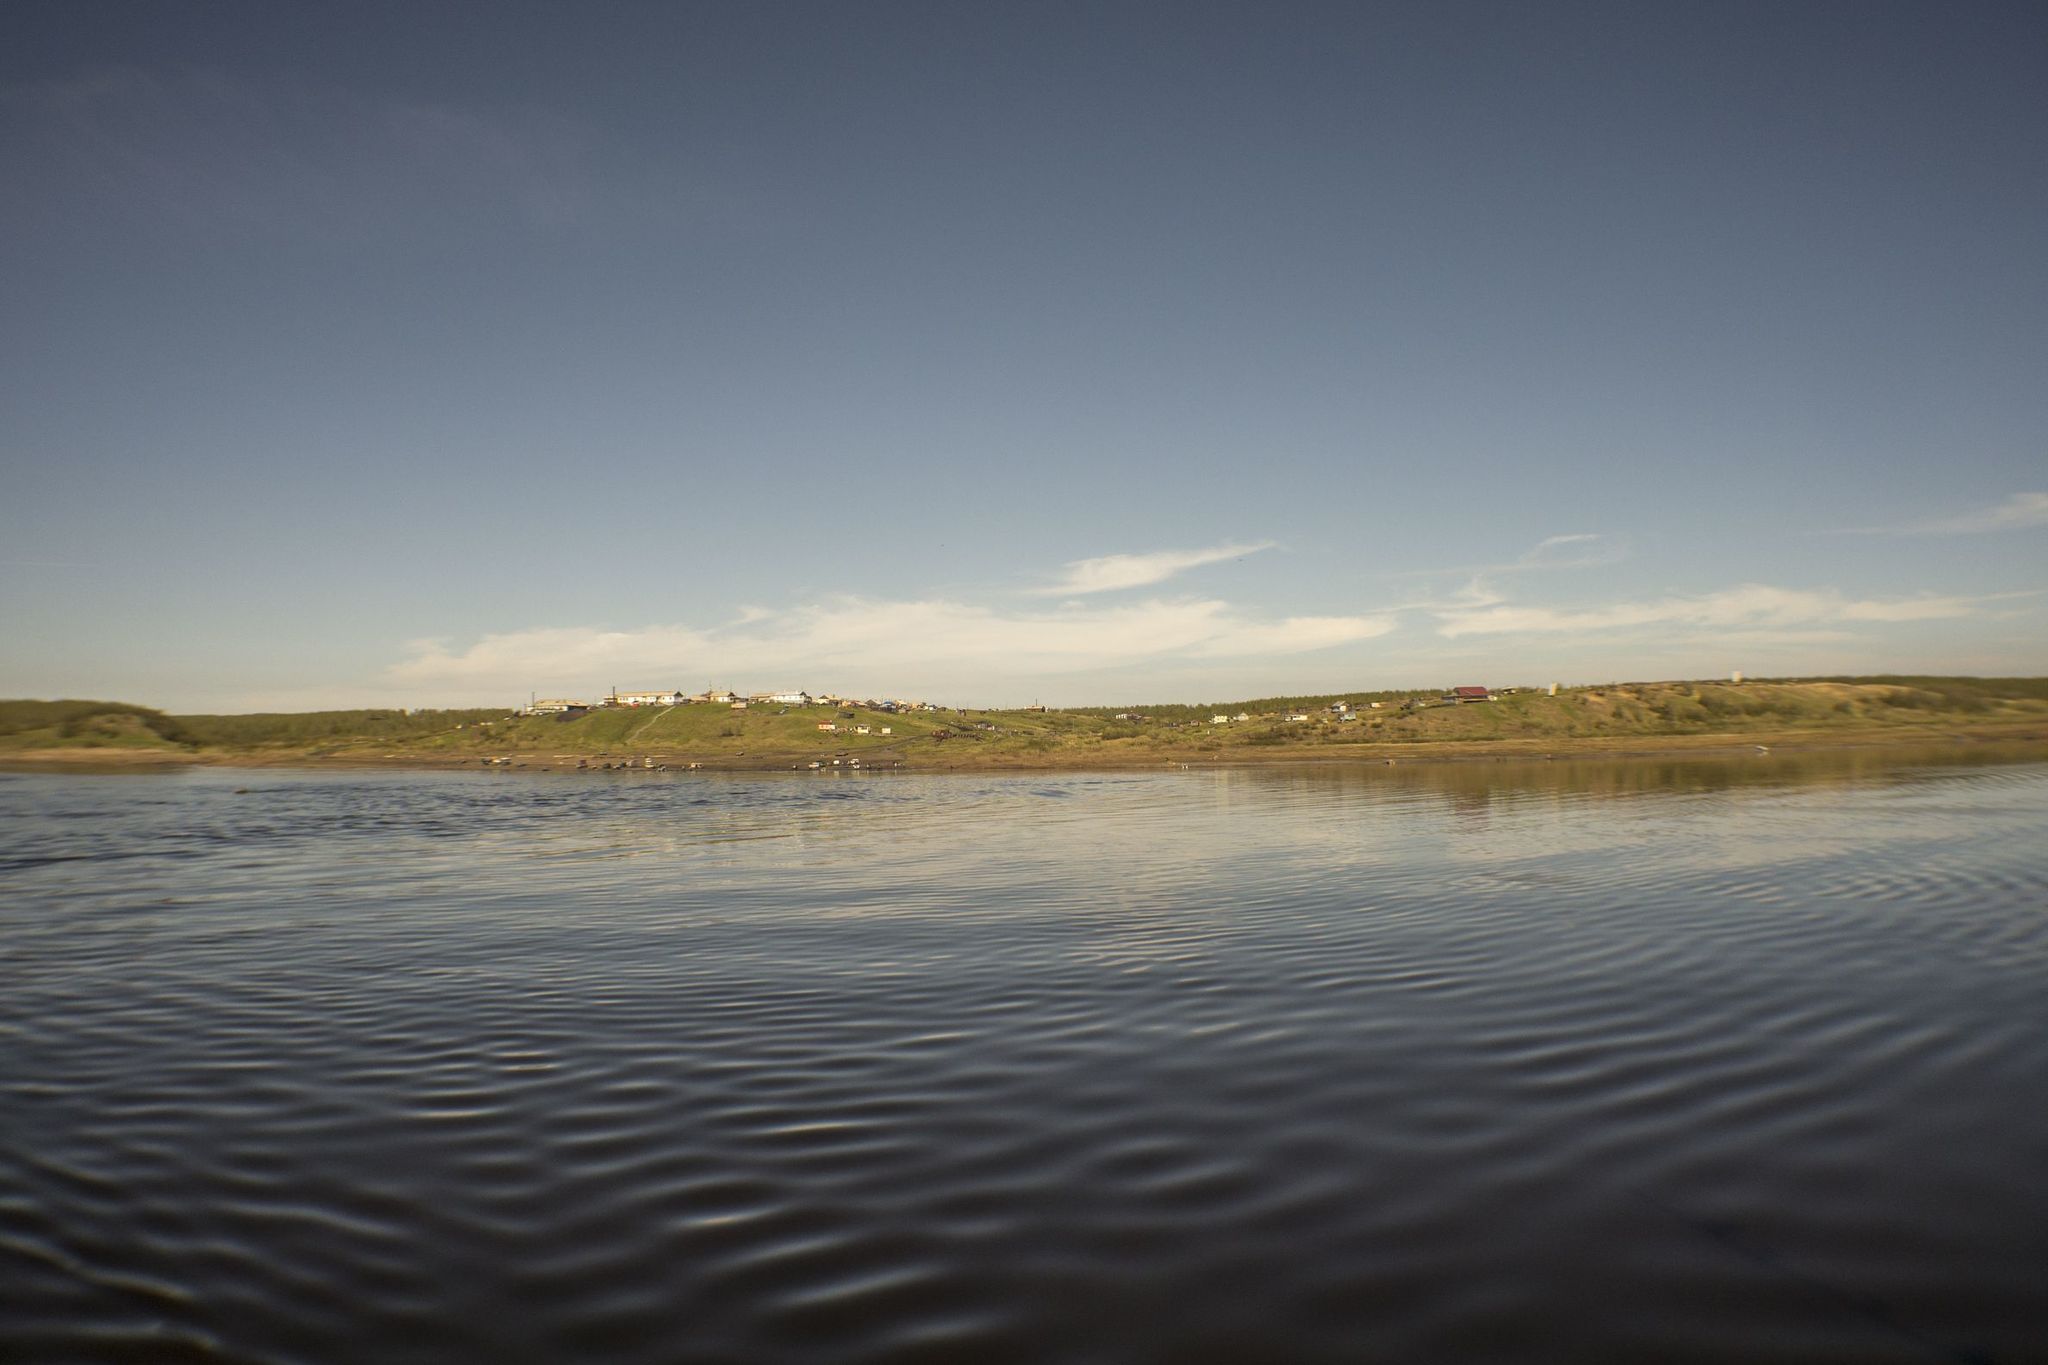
1836,492,2048,536
0,67,611,243
1515,533,1630,570
1031,541,1275,595
390,594,1393,697
1384,532,1631,616
1435,583,2004,638
1403,532,1630,584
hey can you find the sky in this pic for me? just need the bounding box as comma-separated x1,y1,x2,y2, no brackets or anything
3,1,2044,711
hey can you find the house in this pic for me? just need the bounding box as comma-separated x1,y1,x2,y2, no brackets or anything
614,690,684,708
855,725,871,735
767,691,812,705
1452,686,1492,703
1328,702,1351,714
528,698,589,715
817,722,837,732
1212,715,1231,724
1287,713,1310,722
879,726,892,735
1234,713,1251,722
729,701,748,710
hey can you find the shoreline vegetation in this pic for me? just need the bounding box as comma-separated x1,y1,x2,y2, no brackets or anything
4,677,2047,773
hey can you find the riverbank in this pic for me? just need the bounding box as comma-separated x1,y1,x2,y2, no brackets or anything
9,718,2046,774
7,679,2048,774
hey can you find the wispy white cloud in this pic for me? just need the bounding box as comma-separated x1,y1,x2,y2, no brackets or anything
0,67,611,242
1516,533,1630,570
389,594,1394,697
1030,541,1275,596
1390,532,1629,614
1403,532,1629,583
1836,491,2048,536
1435,583,2009,638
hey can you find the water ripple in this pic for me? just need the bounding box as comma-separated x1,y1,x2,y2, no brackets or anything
3,756,2045,1362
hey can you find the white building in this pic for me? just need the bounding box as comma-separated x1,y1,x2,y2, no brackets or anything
767,691,812,705
613,690,684,708
527,698,589,714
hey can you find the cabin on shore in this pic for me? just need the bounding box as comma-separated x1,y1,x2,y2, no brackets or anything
1451,686,1493,703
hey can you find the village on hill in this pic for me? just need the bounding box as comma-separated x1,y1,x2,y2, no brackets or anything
522,689,945,717
522,684,1548,721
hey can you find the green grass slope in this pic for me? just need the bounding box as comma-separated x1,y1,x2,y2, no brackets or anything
3,678,2043,766
0,699,194,751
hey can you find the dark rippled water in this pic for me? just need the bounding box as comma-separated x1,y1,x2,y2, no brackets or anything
4,750,2046,1363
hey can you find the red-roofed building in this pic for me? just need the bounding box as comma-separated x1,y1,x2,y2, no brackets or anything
1452,686,1492,702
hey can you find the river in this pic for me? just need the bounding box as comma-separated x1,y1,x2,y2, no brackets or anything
3,750,2044,1362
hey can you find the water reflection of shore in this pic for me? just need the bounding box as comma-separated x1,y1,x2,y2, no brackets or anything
1233,740,2048,805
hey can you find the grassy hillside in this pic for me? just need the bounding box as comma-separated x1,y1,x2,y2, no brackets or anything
3,678,2045,767
173,708,511,748
0,701,507,754
0,699,195,751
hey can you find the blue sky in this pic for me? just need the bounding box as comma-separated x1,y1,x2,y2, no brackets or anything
3,1,2043,710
